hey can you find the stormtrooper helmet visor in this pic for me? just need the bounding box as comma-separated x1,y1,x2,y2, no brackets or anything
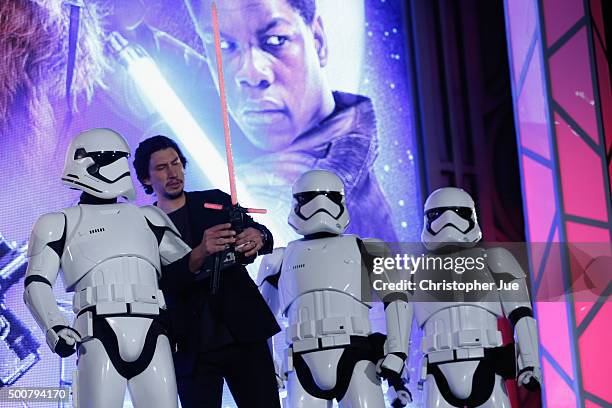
74,148,131,183
293,191,344,220
75,149,129,166
426,206,475,235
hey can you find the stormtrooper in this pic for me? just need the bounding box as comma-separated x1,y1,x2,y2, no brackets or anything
400,187,541,407
23,128,191,408
257,169,412,408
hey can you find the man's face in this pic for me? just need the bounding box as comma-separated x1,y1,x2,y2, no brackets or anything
143,148,185,199
196,0,328,151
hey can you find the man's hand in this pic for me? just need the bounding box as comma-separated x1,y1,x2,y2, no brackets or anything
202,223,237,257
189,223,236,273
235,227,264,257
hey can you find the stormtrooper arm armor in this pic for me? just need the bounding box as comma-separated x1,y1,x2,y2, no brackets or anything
141,206,193,295
487,247,541,389
382,297,414,407
140,206,191,265
382,299,412,372
257,247,285,319
360,239,412,377
257,248,285,384
23,213,79,357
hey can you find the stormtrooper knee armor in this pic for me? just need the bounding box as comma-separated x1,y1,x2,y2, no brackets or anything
23,129,190,408
258,170,412,408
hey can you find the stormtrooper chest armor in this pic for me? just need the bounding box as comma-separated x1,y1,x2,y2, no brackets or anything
278,235,365,309
60,203,161,290
413,262,505,356
277,235,373,346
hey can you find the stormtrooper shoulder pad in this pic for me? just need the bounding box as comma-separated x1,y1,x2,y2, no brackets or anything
486,247,525,279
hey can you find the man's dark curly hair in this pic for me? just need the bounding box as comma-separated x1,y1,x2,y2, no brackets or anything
185,0,316,25
133,135,188,195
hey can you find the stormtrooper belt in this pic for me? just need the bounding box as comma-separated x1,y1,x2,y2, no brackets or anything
424,344,516,377
286,316,372,344
72,284,166,316
427,347,486,364
291,334,376,354
422,328,503,354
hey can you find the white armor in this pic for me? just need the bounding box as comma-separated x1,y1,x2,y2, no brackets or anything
258,170,412,407
405,188,541,408
23,129,190,408
61,128,136,201
421,187,482,251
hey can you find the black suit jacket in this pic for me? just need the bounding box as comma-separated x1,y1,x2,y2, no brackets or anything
160,190,280,375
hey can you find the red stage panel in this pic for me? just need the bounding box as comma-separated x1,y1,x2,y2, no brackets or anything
578,303,612,403
537,301,575,378
542,357,577,408
534,232,565,302
589,0,606,48
549,28,599,142
542,0,584,46
522,156,557,242
555,113,607,222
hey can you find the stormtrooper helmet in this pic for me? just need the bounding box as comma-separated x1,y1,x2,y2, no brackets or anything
62,128,136,201
288,170,350,236
421,187,482,251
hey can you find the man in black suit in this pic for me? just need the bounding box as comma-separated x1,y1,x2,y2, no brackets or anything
133,135,281,408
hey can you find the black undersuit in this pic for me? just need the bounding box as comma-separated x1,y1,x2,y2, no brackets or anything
426,344,516,408
77,307,169,380
292,333,385,402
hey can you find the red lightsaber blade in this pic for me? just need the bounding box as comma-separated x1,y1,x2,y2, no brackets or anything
211,1,238,206
208,1,266,214
205,2,267,294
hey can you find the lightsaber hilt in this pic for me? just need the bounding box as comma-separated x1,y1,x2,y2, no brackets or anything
204,203,267,294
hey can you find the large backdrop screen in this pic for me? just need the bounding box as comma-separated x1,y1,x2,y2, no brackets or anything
0,0,420,406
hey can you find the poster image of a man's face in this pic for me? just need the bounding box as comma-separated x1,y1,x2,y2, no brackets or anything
186,0,399,243
188,0,335,151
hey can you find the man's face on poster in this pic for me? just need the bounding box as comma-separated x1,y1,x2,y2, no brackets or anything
195,0,329,151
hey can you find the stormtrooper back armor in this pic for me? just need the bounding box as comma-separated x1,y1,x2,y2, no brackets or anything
23,129,190,408
259,170,412,407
